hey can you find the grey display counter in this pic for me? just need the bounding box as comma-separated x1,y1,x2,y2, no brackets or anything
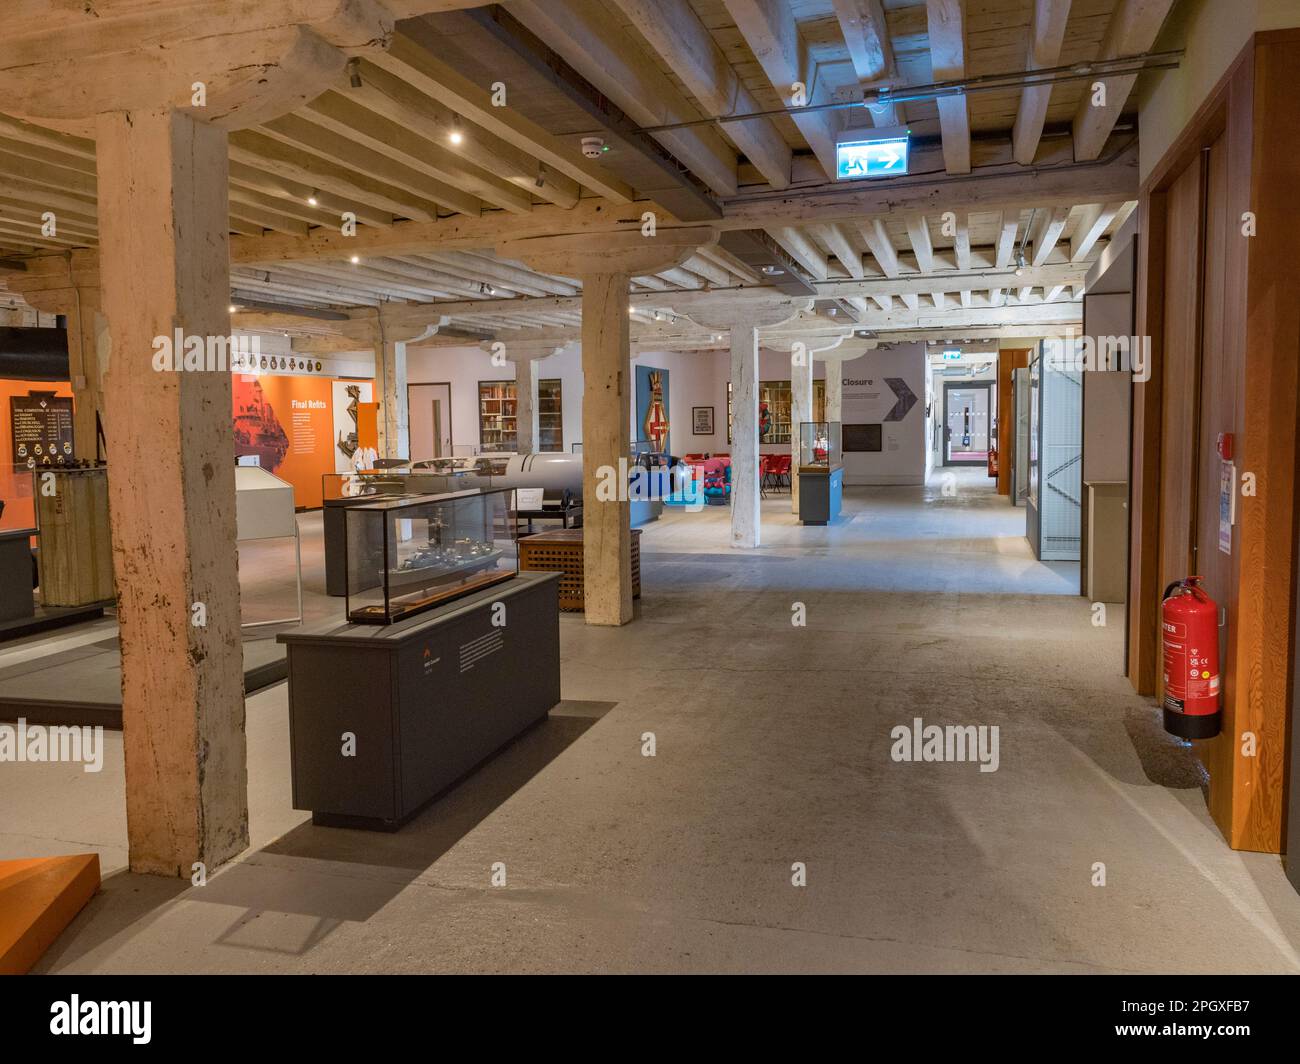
277,570,561,830
0,529,35,623
798,465,843,526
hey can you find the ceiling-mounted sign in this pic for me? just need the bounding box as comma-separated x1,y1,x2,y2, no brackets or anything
835,127,910,180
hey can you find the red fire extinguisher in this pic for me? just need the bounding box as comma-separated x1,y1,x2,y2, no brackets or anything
1161,577,1222,739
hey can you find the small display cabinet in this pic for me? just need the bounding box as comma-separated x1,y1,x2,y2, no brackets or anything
344,489,515,624
538,378,563,452
478,381,518,452
797,421,843,526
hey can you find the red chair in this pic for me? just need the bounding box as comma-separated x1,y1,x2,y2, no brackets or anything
769,454,792,492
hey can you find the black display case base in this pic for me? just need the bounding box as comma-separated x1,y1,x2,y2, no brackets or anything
278,571,561,830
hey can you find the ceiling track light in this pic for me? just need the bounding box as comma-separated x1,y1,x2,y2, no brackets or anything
449,116,464,146
307,190,319,207
347,58,362,89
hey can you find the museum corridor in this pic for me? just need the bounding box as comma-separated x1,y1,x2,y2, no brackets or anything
10,469,1299,974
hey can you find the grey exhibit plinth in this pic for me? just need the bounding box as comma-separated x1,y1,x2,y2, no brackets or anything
798,465,843,526
277,570,561,830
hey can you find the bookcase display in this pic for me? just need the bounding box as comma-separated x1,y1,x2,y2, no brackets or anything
478,381,518,452
538,378,563,452
344,488,515,624
727,380,827,444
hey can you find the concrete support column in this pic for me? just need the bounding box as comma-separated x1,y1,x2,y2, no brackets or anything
515,356,541,455
96,107,246,876
499,227,718,626
790,346,813,514
730,325,761,548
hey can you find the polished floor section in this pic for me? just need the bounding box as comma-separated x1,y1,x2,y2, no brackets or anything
6,468,1300,973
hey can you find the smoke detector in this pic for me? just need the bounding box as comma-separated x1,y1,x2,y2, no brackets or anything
581,136,607,159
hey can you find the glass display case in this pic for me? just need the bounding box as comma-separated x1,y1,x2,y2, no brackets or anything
345,489,515,624
798,422,842,472
538,378,563,452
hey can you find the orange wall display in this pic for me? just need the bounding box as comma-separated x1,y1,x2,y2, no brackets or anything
0,379,75,533
232,374,374,510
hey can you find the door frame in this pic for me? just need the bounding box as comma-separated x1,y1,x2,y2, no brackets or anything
941,380,993,467
406,380,453,461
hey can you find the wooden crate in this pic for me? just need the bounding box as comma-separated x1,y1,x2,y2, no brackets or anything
517,527,641,612
35,468,115,607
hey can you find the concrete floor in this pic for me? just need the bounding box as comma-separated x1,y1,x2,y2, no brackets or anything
7,467,1300,973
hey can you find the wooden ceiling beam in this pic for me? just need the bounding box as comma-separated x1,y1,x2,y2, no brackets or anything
301,92,533,215
859,218,900,278
1028,205,1071,266
952,214,972,271
1073,0,1177,160
723,0,840,178
228,163,394,229
832,0,901,126
817,223,865,279
905,215,935,274
370,32,634,204
258,112,484,217
609,0,792,189
228,142,1140,264
1069,202,1119,262
229,130,444,223
507,0,739,197
1012,0,1073,165
340,60,581,209
994,211,1020,269
925,0,971,174
767,226,830,280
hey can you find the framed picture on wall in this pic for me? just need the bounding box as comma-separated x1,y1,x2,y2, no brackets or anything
692,406,714,435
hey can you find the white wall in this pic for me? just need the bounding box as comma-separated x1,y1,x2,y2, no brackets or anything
1140,0,1300,182
406,342,584,454
838,343,928,486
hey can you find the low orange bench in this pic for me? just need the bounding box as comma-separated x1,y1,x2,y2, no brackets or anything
0,854,101,974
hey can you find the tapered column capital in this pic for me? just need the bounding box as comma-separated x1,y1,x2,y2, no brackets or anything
0,0,454,133
683,294,813,332
499,227,718,279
